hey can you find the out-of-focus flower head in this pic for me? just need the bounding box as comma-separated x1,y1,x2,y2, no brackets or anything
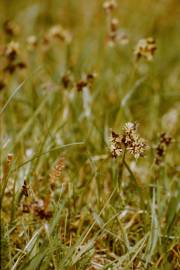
26,35,38,51
134,37,157,61
103,0,117,13
43,25,72,47
5,41,20,61
155,132,172,166
3,20,20,36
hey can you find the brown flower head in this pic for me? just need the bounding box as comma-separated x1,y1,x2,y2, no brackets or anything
110,122,148,159
3,20,20,36
32,199,52,219
134,37,157,61
0,80,6,91
103,0,117,13
45,25,72,45
107,17,119,46
22,180,29,197
76,80,88,92
155,132,172,165
61,71,74,89
5,41,20,61
75,72,97,91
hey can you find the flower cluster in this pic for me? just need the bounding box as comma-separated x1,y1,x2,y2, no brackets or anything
43,25,72,48
110,122,148,159
22,198,52,219
5,41,19,61
103,0,129,47
3,20,20,37
1,41,26,75
134,37,157,61
155,132,172,165
61,71,97,91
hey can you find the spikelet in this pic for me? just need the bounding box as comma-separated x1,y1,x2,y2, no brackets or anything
49,157,65,189
2,153,14,178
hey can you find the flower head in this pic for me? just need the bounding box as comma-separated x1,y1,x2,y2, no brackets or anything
44,25,72,46
5,41,19,61
110,122,148,159
103,0,117,13
27,35,38,50
134,37,157,61
3,20,20,36
155,132,172,165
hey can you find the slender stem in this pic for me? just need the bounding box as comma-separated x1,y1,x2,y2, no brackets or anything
118,149,126,189
123,159,145,210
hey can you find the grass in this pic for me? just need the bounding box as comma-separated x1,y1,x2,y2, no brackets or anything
0,0,180,269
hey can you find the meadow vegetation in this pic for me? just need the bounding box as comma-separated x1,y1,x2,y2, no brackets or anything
0,0,180,269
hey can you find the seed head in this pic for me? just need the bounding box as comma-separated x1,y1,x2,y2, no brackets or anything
49,157,65,189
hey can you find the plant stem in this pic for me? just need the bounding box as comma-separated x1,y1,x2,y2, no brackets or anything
123,159,145,210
